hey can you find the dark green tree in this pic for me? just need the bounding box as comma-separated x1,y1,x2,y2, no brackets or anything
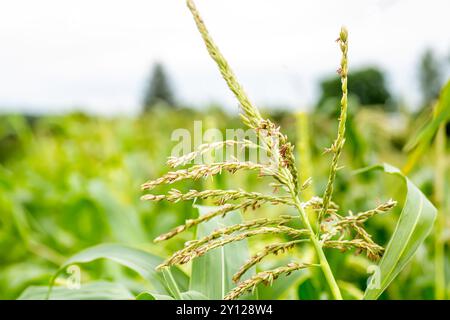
317,67,392,111
143,63,176,111
418,49,442,106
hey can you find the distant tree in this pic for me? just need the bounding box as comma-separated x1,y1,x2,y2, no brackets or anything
418,49,443,106
317,67,392,111
142,63,176,112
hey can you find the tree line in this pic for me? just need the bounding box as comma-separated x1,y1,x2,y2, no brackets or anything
142,49,449,113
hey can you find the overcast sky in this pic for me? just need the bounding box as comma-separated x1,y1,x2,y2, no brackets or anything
0,0,449,115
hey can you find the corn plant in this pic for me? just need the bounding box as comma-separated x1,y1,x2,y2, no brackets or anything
139,0,436,300
18,0,437,301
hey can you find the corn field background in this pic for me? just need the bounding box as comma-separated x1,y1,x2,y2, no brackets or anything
0,101,448,299
0,0,449,301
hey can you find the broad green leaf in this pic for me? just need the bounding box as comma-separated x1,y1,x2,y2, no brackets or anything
181,291,209,300
362,164,437,299
405,80,450,152
19,281,134,300
136,290,208,300
53,243,188,295
189,205,253,299
136,292,174,300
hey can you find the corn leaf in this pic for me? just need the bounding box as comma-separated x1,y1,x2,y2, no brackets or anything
189,205,253,299
181,290,209,300
362,163,437,299
52,243,189,295
405,80,450,152
136,292,174,300
403,80,450,172
18,281,134,300
136,290,208,300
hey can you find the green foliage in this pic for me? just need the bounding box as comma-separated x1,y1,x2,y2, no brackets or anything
0,111,201,299
0,102,445,300
19,282,134,300
0,0,446,298
404,80,450,172
51,243,189,295
317,67,392,112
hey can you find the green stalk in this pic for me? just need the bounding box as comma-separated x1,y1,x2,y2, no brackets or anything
290,187,343,300
434,123,446,300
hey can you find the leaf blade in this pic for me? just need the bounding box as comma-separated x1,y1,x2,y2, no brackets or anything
363,164,437,299
403,80,450,172
19,282,134,300
55,243,188,295
189,205,253,299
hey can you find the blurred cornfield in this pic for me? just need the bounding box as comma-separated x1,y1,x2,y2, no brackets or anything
0,101,448,299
